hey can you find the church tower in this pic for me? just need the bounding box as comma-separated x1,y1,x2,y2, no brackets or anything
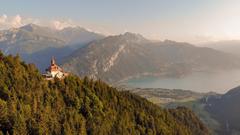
42,57,69,80
51,56,56,65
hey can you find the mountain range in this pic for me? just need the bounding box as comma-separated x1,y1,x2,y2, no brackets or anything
1,24,240,84
61,32,240,83
0,24,104,71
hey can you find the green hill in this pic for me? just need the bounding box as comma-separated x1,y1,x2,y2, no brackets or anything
0,51,209,135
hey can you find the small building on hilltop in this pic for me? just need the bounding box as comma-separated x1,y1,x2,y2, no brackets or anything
42,57,69,80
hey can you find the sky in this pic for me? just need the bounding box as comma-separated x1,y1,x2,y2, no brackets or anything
1,0,240,43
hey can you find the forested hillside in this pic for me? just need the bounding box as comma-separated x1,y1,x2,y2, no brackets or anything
0,51,209,135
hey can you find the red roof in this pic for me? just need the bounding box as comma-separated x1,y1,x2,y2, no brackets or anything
47,57,63,72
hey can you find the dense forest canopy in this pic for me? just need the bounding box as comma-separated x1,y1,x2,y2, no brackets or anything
0,51,209,135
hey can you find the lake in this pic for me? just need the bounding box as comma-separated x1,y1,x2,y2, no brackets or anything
124,70,240,93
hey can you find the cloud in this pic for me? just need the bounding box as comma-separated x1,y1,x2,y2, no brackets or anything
0,14,107,36
0,14,78,30
11,15,22,28
0,14,32,29
0,14,9,29
51,19,76,30
0,14,7,24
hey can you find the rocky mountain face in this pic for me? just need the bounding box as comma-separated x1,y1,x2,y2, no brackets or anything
204,86,240,135
62,32,240,83
0,24,105,71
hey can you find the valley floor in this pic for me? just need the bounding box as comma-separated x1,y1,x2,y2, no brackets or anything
118,86,222,134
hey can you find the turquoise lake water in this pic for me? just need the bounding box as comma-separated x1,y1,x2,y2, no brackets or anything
124,70,240,93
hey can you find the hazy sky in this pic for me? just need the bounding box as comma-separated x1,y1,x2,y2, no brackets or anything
1,0,240,43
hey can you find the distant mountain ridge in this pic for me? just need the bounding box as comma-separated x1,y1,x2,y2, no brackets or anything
0,23,105,71
201,40,240,57
62,32,240,83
